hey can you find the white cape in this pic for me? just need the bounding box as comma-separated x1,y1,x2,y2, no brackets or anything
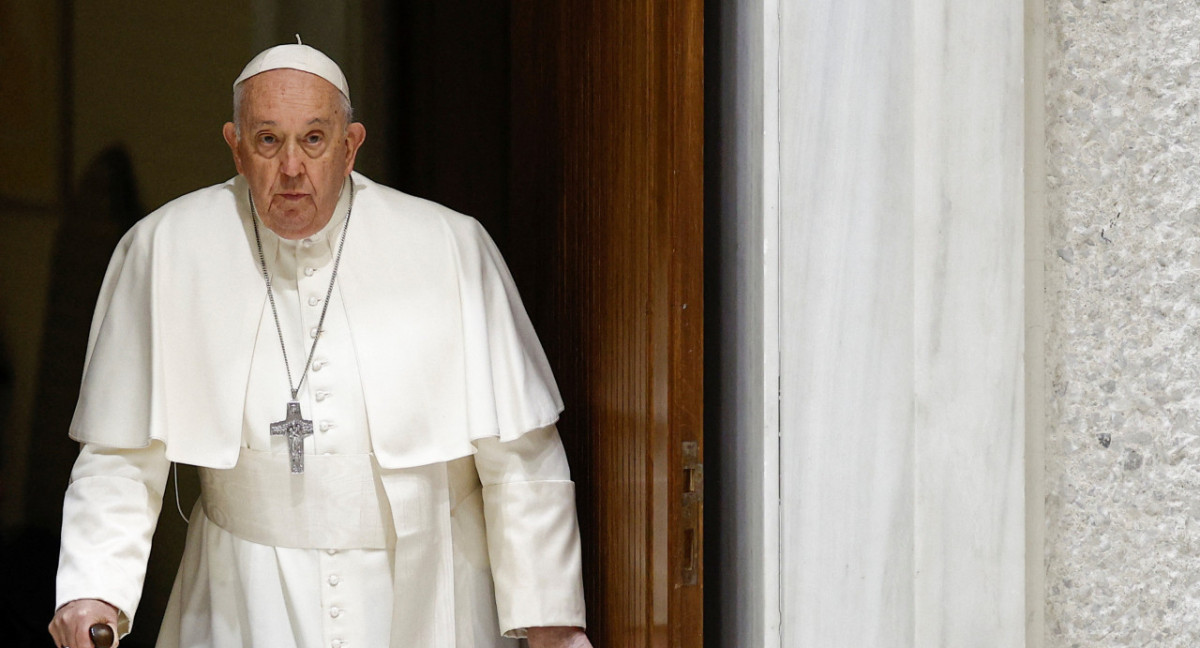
69,172,563,469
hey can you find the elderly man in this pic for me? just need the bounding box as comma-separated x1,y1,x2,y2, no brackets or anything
48,43,590,648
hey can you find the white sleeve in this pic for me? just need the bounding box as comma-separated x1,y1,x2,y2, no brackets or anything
55,441,170,636
474,425,586,637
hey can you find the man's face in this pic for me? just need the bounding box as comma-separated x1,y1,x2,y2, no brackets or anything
222,69,366,240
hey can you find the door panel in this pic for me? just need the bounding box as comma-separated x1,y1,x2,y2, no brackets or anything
509,2,704,646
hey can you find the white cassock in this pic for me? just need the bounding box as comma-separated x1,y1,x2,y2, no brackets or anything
55,173,587,647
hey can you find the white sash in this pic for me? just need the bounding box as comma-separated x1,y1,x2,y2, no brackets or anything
199,448,393,549
380,461,459,646
200,449,466,645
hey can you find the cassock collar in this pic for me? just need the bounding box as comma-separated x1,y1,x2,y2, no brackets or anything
238,175,353,274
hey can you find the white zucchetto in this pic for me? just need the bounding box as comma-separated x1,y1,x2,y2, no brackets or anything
233,41,350,100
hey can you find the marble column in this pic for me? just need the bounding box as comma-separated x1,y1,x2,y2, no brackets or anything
777,0,1026,645
911,0,1026,644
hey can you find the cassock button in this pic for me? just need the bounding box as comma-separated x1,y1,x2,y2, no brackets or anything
332,641,344,648
304,267,316,277
329,574,341,586
312,360,325,372
319,421,332,432
308,296,320,306
329,606,342,618
327,549,338,555
302,238,314,247
315,391,329,402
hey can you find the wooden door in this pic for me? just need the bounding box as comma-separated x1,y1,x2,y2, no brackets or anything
383,2,704,643
508,3,705,646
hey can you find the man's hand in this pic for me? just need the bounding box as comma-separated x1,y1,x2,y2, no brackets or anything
527,626,592,648
48,599,120,648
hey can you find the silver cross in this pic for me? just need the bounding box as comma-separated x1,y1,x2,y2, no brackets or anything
271,401,313,474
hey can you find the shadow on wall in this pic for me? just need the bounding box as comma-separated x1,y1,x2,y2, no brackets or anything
0,144,153,648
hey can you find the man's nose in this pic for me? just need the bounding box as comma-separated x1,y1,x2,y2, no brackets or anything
280,141,304,177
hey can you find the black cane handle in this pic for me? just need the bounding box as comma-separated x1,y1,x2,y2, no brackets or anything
89,623,114,648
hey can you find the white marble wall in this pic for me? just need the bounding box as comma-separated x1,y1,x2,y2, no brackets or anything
778,0,1025,645
779,2,916,643
912,1,1027,644
1043,1,1200,645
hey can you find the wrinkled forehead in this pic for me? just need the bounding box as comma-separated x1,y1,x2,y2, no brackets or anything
236,69,347,122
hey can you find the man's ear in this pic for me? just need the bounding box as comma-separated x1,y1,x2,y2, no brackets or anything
222,122,244,175
343,122,366,174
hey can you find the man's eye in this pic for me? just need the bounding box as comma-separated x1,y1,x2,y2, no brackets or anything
259,134,277,145
306,134,323,145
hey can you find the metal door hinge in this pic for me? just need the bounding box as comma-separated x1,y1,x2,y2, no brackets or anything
681,440,703,586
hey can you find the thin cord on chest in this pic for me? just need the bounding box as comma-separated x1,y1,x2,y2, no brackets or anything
249,183,355,400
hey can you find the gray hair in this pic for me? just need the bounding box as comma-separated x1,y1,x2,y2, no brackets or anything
232,80,354,138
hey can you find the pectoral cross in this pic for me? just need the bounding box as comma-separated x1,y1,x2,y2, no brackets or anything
271,401,313,474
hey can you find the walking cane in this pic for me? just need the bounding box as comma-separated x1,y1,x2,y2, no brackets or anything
88,623,114,648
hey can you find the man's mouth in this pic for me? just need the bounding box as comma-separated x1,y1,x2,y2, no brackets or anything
278,193,308,201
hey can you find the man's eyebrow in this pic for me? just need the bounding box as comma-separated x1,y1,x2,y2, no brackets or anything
308,117,332,126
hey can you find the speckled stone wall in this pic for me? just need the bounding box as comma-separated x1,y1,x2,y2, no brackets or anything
1045,1,1200,644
